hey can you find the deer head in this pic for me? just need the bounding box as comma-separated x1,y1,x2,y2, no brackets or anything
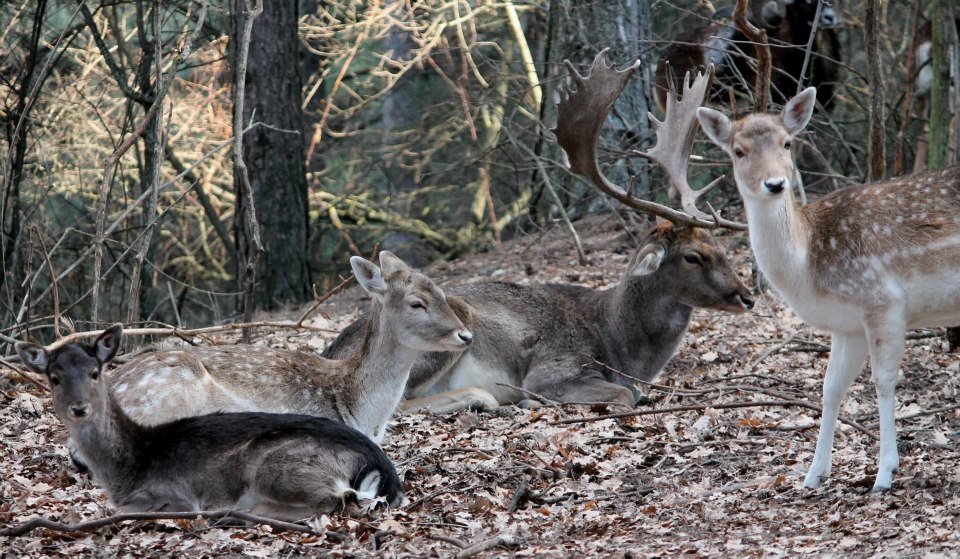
350,251,473,352
17,325,123,427
630,222,754,313
696,86,816,203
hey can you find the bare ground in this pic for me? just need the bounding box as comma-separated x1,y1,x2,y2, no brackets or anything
2,214,959,558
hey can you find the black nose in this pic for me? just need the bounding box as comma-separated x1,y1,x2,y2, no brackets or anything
458,331,473,345
764,178,785,194
70,403,90,418
741,294,755,310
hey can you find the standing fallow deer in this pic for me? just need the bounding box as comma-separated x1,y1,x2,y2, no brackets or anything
106,251,472,444
322,52,754,414
16,325,403,520
696,87,960,491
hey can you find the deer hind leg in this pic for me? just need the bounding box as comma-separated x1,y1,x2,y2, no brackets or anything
864,309,908,492
804,332,868,489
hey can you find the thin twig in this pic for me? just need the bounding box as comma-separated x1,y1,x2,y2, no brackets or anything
233,0,265,344
18,321,335,353
548,399,878,441
295,274,356,328
0,357,48,392
0,509,320,538
31,225,60,339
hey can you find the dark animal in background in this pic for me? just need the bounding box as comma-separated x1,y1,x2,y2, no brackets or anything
16,325,403,520
655,0,841,112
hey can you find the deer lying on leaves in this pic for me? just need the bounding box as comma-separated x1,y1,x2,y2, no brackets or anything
106,251,472,444
16,325,403,520
323,52,754,415
696,86,960,491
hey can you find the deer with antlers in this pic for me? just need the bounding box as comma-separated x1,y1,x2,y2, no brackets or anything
322,51,753,414
696,85,960,491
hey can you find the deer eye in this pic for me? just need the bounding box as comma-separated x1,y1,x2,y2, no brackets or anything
49,376,60,386
734,148,745,159
409,300,426,310
784,140,792,150
684,254,703,265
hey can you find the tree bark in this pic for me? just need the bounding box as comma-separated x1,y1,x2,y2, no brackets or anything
928,0,952,170
536,0,654,215
231,0,311,310
865,0,887,181
2,0,47,322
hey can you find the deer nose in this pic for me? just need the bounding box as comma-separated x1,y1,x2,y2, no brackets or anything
457,331,473,345
763,177,786,194
740,293,755,310
70,402,90,418
820,9,838,27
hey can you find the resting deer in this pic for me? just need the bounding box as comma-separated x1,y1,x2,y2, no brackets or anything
323,52,753,414
696,87,960,491
106,251,472,444
16,325,403,520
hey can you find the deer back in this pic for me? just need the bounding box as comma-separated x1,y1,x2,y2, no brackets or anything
16,326,403,518
109,252,471,439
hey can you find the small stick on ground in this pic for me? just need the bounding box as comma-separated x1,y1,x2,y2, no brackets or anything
548,399,878,441
0,357,48,393
454,534,515,559
0,510,318,538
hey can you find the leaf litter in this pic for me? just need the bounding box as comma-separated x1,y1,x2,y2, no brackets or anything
2,215,959,557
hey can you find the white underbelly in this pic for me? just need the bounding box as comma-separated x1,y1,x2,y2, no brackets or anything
435,353,524,403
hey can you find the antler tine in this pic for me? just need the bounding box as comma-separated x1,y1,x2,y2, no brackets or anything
553,52,745,230
642,65,741,228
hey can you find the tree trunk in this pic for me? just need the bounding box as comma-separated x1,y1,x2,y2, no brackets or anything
1,0,47,322
865,0,886,181
929,0,960,349
536,0,654,216
232,0,311,310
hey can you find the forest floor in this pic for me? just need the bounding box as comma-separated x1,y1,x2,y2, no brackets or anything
2,214,960,558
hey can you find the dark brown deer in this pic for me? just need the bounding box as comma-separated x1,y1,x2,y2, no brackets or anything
16,325,403,520
655,0,841,113
322,52,753,414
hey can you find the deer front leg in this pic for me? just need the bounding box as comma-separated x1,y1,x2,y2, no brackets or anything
864,308,907,492
804,332,868,489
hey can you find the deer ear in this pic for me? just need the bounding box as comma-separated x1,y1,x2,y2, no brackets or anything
378,251,410,278
95,324,123,364
351,256,387,295
631,243,667,276
15,342,49,375
697,107,732,148
782,87,816,135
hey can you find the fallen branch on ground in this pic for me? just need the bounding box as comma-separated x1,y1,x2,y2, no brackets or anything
0,510,321,538
548,399,878,440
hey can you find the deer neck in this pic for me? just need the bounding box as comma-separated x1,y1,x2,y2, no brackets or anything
597,276,693,381
347,302,420,443
743,187,813,298
67,391,143,493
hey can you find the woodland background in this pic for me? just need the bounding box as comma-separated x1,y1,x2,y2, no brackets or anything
1,0,957,342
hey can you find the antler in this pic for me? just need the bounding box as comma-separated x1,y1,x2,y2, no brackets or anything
552,49,745,230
